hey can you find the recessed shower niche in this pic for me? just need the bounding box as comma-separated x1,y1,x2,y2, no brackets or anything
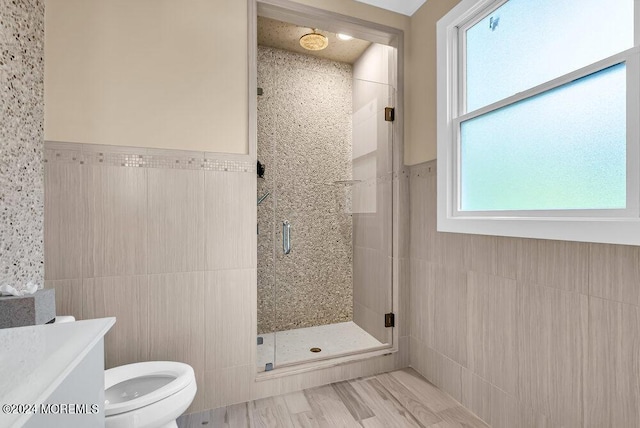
255,14,397,371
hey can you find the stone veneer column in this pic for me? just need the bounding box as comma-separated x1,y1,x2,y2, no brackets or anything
0,0,45,291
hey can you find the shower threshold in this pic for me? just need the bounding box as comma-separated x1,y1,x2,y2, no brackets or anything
257,321,385,370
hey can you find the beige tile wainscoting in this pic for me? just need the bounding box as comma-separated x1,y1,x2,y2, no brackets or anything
44,141,409,413
44,142,256,412
408,160,640,427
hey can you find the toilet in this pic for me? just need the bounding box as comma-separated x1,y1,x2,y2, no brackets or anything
55,317,197,428
104,361,196,428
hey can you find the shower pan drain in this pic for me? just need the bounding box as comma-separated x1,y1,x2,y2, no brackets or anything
310,347,322,353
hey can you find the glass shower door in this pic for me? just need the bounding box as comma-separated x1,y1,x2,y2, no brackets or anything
256,46,277,372
257,46,396,371
270,77,395,368
350,78,395,348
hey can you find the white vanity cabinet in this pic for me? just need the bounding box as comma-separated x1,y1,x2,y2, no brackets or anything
0,318,115,427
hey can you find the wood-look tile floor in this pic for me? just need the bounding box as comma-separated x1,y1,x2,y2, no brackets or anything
177,368,488,428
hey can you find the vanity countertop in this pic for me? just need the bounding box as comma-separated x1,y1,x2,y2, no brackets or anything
0,317,115,427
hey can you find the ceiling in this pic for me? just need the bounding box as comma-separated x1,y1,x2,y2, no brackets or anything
354,0,427,16
257,16,372,64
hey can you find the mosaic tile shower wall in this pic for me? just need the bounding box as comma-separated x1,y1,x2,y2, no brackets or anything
257,46,353,334
0,0,45,291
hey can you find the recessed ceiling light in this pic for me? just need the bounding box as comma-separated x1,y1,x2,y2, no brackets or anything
337,33,353,41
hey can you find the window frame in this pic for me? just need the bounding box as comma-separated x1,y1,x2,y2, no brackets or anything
437,0,640,245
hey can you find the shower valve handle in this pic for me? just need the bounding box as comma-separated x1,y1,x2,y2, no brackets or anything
283,221,291,254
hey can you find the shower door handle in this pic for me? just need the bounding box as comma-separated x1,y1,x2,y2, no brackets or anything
283,221,291,254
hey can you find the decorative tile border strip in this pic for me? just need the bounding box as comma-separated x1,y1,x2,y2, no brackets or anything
44,142,256,173
44,142,426,178
395,169,412,181
397,169,411,180
202,158,255,173
409,160,437,179
44,148,81,164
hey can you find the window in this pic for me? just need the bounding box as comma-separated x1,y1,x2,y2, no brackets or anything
437,0,640,245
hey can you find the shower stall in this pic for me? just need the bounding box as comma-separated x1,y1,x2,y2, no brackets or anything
256,38,396,371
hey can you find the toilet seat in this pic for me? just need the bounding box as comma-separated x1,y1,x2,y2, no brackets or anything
104,361,195,417
53,315,197,427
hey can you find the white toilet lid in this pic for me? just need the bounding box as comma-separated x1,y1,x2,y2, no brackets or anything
104,361,195,417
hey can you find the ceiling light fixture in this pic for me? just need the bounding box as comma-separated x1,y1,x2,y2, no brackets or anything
299,29,329,51
337,33,353,41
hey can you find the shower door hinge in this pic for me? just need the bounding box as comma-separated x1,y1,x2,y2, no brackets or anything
385,312,395,328
384,107,395,122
